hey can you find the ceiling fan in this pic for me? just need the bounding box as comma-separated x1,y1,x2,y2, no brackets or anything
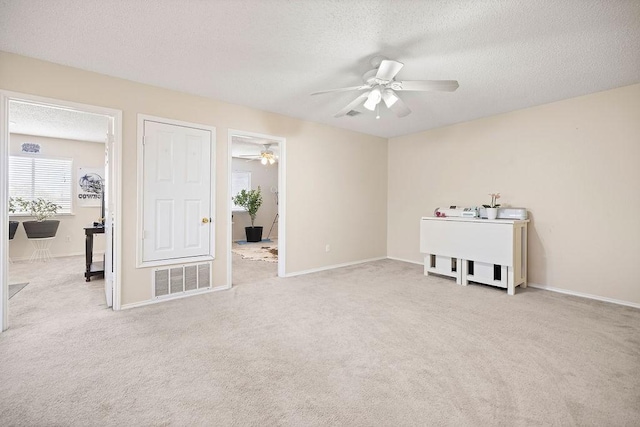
238,144,277,165
311,56,459,118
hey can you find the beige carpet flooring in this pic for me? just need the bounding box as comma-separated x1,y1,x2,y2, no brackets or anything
1,256,639,426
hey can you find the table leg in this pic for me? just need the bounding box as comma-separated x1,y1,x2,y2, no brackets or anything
85,232,94,282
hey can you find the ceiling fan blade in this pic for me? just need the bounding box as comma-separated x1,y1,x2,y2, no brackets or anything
334,92,370,117
394,80,459,92
387,95,411,117
311,85,368,96
376,60,404,81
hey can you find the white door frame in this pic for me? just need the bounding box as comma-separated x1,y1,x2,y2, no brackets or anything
227,129,286,286
0,91,124,331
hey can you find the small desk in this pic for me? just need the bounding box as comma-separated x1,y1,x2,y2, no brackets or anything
84,226,105,282
420,217,529,295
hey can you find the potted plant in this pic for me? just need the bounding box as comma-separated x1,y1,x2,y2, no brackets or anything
232,186,264,242
14,197,61,238
483,193,501,220
8,197,20,240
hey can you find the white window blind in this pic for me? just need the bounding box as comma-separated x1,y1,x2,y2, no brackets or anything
231,171,251,211
9,156,73,214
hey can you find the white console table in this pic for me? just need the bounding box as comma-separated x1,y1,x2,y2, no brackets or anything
420,217,529,295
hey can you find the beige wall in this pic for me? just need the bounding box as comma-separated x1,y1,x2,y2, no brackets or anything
9,134,105,260
0,51,388,306
231,157,278,241
388,84,640,304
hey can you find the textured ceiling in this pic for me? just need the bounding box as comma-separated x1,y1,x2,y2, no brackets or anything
10,101,278,158
1,0,638,139
10,101,109,143
231,135,280,160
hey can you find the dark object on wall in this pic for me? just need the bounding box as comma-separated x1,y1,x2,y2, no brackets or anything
245,226,263,243
9,221,19,240
23,220,60,239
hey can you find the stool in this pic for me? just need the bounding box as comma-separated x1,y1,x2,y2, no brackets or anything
29,237,55,262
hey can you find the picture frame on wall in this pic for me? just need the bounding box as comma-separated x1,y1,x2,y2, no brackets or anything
77,167,104,208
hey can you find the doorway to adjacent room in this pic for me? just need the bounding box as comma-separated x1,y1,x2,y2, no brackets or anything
227,130,285,286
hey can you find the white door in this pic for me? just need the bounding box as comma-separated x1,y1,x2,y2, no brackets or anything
142,121,212,262
104,125,114,307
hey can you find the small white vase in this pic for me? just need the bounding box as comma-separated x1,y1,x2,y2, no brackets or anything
486,207,498,220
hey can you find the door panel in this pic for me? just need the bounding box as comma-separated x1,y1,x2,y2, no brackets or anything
184,200,201,248
143,121,212,262
155,199,175,252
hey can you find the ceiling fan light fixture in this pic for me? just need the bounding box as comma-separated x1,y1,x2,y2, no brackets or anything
311,56,458,119
363,86,382,111
261,157,268,165
382,89,398,107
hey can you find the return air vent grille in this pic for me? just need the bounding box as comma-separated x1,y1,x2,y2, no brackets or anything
153,262,211,298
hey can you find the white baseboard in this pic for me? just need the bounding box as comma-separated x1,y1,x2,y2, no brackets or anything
386,256,422,266
528,283,640,309
386,258,639,309
284,256,387,278
120,286,228,310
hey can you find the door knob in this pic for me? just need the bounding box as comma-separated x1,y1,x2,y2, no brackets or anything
202,218,210,224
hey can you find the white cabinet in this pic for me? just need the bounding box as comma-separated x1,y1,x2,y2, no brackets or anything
420,217,529,295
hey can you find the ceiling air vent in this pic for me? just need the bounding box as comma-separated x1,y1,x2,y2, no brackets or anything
345,110,361,117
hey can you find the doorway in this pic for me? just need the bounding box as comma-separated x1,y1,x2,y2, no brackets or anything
227,130,285,286
0,92,123,331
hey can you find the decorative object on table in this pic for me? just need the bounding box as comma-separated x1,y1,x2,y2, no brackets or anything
14,197,61,238
231,186,264,242
8,197,20,240
77,167,104,208
434,206,479,218
483,193,501,220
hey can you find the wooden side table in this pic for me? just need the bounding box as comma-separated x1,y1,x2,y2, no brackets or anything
84,226,105,282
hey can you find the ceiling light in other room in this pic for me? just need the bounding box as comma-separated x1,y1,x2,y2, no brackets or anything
259,149,276,165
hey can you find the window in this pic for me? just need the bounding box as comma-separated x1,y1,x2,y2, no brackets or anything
231,171,251,211
9,155,73,214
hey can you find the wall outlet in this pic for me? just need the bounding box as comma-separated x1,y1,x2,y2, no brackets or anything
325,244,330,252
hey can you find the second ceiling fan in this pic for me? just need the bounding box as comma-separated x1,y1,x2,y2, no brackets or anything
312,56,459,118
238,143,278,165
